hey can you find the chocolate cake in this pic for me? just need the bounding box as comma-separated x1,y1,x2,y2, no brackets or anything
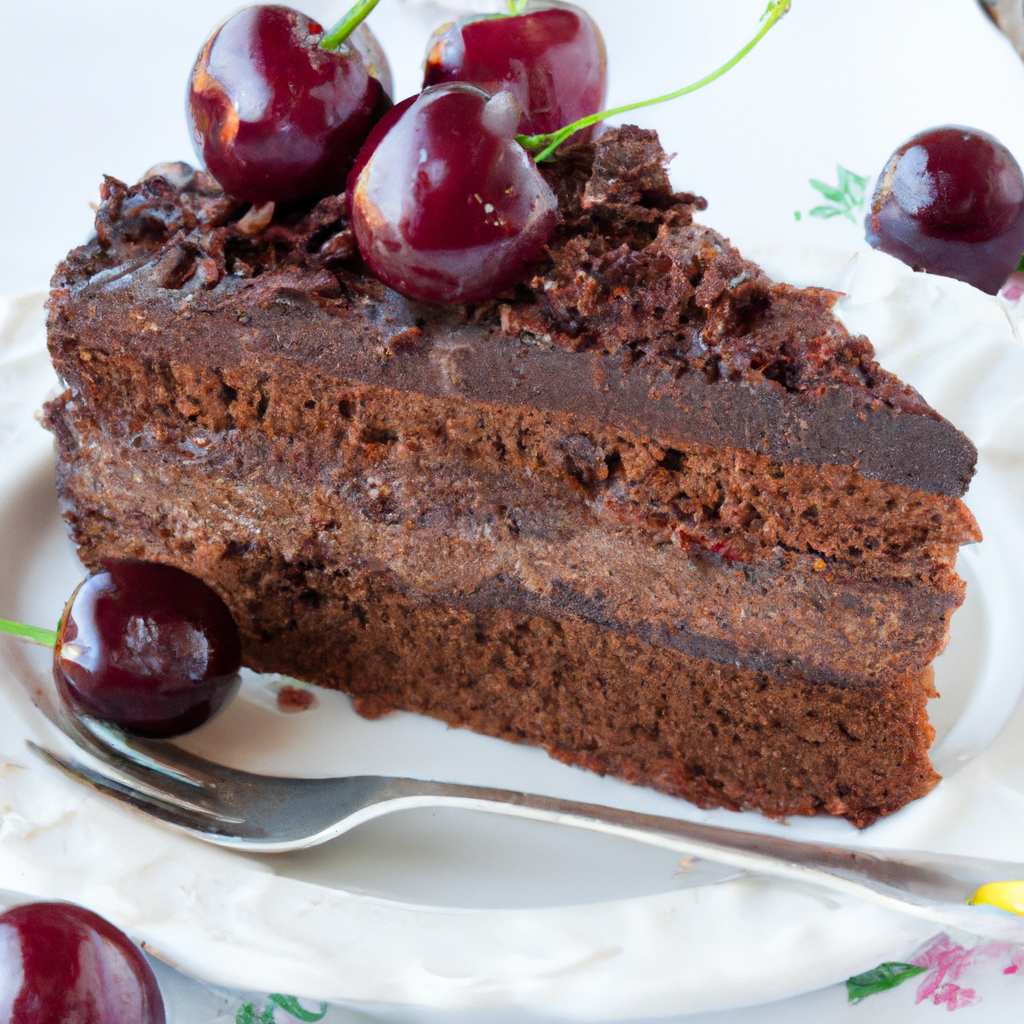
44,126,980,826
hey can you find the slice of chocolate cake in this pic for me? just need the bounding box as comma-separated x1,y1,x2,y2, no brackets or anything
44,127,980,826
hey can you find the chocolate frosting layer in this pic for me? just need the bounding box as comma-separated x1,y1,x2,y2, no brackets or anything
48,128,978,496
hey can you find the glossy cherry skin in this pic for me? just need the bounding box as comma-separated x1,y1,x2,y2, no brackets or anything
866,125,1024,294
350,84,558,304
345,94,416,207
54,560,242,738
0,902,165,1024
423,1,606,143
188,5,391,203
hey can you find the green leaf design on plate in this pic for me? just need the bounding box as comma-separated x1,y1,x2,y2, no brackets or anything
808,205,847,219
809,179,847,203
845,962,926,1003
802,165,869,223
235,1004,276,1024
235,995,328,1023
269,994,329,1021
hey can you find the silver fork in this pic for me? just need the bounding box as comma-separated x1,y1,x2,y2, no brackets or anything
30,705,1024,942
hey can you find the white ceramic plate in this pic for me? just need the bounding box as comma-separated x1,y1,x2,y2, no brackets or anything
4,1,1024,1019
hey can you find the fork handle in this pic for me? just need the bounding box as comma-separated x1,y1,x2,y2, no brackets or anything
373,777,1024,940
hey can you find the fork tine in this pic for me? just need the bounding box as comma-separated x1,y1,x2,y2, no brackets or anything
27,742,246,831
57,703,261,794
33,695,216,793
47,711,225,813
71,715,211,789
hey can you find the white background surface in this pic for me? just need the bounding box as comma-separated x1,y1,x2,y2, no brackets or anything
2,1,1024,1020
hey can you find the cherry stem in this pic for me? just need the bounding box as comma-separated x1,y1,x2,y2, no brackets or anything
518,0,792,162
507,0,530,13
0,618,57,649
320,0,382,51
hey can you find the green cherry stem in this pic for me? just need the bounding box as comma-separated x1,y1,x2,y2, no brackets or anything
319,0,383,52
507,0,530,13
518,0,792,162
0,618,57,648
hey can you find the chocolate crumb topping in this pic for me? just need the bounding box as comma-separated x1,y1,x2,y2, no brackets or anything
75,126,925,413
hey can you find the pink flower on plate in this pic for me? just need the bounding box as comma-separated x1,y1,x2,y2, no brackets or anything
999,271,1024,302
1004,948,1024,976
910,934,1019,1009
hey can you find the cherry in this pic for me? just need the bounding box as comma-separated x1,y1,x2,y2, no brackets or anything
349,84,558,303
0,902,164,1024
423,1,606,144
865,126,1024,294
187,4,391,203
53,561,242,739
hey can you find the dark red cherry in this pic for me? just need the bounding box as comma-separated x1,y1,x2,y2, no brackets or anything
350,84,557,303
866,126,1024,294
54,561,242,739
0,902,165,1024
187,5,391,203
423,1,606,144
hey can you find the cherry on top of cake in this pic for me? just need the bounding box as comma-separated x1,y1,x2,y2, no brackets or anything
182,0,791,306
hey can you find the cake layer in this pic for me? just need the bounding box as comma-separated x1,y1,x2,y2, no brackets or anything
48,386,968,688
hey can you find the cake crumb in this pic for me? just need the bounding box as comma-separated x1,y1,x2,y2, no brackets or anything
277,684,318,713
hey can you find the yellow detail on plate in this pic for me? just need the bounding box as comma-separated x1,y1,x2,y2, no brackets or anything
970,881,1024,915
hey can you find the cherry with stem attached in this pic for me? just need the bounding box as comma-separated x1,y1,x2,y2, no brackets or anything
188,0,392,203
0,561,242,739
517,0,791,162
